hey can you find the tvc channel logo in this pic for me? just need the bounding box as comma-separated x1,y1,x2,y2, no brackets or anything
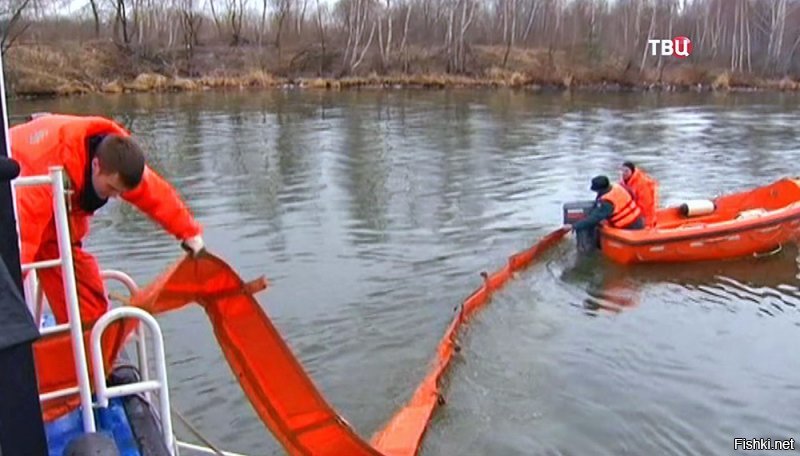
647,36,692,59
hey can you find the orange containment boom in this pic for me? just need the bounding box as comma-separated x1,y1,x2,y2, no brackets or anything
131,254,384,456
370,227,569,455
32,228,568,455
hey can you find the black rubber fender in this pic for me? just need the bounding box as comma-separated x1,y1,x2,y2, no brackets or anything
64,433,120,456
108,366,171,456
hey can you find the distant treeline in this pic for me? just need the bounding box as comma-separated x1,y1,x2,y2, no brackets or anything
2,0,799,95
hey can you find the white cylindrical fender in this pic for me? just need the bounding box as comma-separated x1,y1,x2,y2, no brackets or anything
679,199,716,217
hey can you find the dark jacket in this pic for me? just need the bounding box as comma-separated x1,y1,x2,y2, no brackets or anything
573,187,644,231
573,199,614,231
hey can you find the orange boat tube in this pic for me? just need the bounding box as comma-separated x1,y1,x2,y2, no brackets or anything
600,178,800,264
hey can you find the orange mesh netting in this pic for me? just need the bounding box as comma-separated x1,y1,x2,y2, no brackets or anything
32,227,568,455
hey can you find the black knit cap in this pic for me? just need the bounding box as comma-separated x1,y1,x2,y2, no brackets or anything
590,175,610,191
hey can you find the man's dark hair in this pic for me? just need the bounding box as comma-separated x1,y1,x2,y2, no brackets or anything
622,161,636,172
95,135,145,188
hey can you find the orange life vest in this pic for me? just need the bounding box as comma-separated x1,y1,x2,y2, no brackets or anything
11,114,202,266
623,168,658,228
601,183,641,228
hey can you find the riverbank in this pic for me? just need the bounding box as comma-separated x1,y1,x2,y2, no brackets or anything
5,41,799,98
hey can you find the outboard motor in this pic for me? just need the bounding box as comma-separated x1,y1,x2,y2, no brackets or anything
562,200,600,254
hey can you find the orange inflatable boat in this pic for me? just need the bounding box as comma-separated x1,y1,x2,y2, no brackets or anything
567,178,800,264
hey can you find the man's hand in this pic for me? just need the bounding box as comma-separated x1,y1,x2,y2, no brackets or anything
181,235,206,257
562,224,573,232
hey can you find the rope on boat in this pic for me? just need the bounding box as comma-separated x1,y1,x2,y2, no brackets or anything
171,405,226,456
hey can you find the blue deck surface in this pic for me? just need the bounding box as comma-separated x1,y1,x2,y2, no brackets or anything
45,397,141,456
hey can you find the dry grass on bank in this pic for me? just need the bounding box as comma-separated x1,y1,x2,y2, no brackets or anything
4,42,800,98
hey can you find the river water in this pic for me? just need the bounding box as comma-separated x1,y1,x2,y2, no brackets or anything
11,89,800,455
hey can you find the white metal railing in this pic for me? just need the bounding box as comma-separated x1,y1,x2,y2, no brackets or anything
14,167,97,434
14,174,54,187
22,258,62,272
101,270,151,401
15,169,245,455
90,307,174,454
102,270,140,296
39,386,81,403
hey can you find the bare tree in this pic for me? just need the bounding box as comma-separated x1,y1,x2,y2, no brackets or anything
341,0,377,74
207,0,224,42
744,0,752,73
180,0,202,72
445,0,475,73
295,0,308,34
1,0,33,54
731,0,740,71
273,0,291,59
134,0,143,47
315,0,326,74
400,1,411,72
111,0,132,48
729,0,752,73
88,0,101,37
639,2,656,71
546,0,564,63
763,0,786,73
585,0,598,63
502,0,518,68
710,0,724,60
521,0,539,44
226,0,245,46
258,0,266,45
377,0,393,70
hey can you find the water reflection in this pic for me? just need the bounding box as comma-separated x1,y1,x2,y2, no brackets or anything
337,94,392,240
558,242,800,316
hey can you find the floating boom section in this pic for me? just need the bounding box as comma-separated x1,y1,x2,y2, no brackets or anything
32,228,568,455
370,228,569,456
130,254,384,456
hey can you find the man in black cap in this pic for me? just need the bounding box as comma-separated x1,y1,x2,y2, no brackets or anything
564,175,645,234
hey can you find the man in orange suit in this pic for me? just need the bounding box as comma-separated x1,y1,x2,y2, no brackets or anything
620,161,659,228
12,114,205,324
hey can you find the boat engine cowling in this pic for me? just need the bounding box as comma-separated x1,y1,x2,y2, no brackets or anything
563,200,596,225
562,200,600,253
